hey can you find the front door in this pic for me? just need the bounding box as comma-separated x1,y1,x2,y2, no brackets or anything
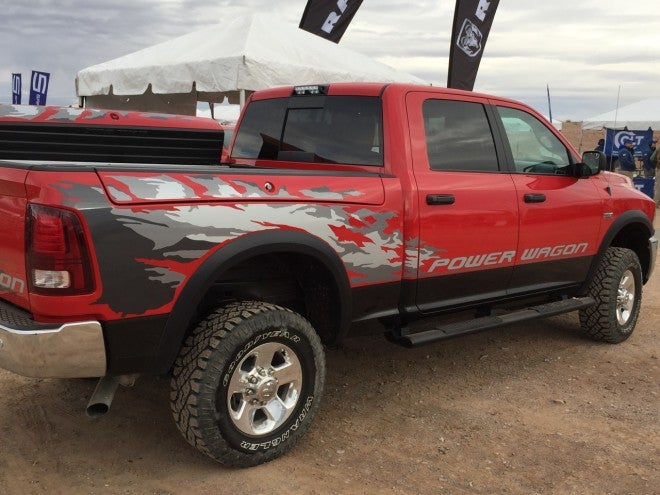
491,103,604,295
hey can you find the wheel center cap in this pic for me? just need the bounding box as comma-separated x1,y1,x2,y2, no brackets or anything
256,378,278,402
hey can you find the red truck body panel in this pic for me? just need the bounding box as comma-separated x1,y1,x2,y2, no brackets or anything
15,168,402,323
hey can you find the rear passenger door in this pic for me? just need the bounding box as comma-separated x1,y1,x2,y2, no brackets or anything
406,92,519,313
491,103,604,294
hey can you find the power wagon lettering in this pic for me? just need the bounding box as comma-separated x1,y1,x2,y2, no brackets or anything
430,250,515,272
521,243,589,261
429,243,590,272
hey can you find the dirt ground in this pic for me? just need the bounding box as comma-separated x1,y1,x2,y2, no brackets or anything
1,267,658,494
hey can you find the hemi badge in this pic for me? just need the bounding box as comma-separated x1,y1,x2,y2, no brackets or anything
603,212,614,219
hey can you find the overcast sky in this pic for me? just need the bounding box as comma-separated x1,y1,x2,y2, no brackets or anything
1,0,658,121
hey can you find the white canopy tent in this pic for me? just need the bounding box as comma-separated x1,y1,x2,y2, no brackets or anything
581,99,660,130
76,14,427,116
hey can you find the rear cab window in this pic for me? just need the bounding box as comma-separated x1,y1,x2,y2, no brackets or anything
232,95,383,166
422,99,499,172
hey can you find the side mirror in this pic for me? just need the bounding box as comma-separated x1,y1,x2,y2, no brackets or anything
576,151,605,177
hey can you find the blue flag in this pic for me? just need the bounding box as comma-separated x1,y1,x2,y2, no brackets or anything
12,73,21,104
29,71,50,105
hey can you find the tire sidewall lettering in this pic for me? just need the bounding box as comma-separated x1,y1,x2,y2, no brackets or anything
223,328,302,387
238,395,314,451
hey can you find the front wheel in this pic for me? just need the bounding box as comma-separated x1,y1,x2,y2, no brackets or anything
170,301,326,467
579,247,643,343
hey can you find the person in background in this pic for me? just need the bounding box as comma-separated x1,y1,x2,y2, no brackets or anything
617,140,636,178
595,138,605,152
642,139,657,178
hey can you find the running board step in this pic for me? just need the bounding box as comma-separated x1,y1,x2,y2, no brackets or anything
397,297,595,348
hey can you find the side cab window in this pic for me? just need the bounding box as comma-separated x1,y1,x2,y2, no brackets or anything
496,106,572,175
422,99,499,172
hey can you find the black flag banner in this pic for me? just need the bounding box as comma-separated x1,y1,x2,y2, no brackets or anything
299,0,364,43
447,0,500,91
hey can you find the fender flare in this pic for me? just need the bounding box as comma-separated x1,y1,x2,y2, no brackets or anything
579,210,655,293
153,229,352,373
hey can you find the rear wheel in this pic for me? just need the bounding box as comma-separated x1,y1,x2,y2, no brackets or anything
171,301,325,467
579,247,642,343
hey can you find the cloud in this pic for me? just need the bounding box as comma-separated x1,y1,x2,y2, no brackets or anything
1,0,658,120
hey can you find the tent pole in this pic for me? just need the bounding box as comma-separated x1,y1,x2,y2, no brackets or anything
578,123,584,154
613,85,621,129
240,89,245,109
611,85,621,172
209,101,214,120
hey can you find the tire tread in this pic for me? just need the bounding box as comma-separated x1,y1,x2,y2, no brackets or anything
579,247,642,343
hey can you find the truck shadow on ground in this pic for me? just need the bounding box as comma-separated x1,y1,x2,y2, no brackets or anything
323,313,591,415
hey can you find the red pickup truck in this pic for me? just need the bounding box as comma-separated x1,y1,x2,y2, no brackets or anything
0,83,656,467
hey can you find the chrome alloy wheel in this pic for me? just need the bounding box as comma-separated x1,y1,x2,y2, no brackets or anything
616,269,636,326
226,342,303,436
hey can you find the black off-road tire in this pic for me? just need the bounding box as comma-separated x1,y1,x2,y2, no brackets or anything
579,247,642,343
170,301,325,467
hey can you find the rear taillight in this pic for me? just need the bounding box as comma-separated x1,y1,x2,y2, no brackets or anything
26,204,94,295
